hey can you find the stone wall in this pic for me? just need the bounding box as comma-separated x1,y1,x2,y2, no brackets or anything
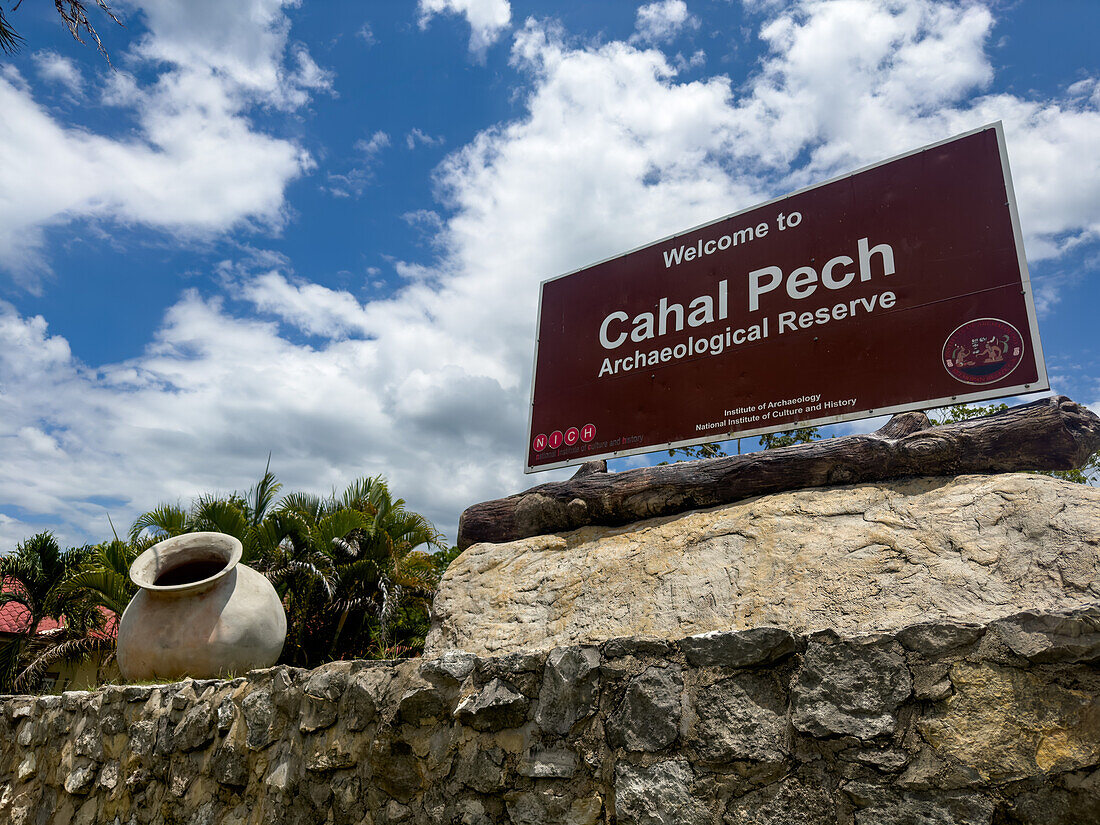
4,606,1100,824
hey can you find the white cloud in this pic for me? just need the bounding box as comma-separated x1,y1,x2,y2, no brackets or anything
406,127,445,150
633,1,699,44
31,50,83,94
325,131,391,198
0,0,325,285
240,272,371,338
358,130,391,156
3,0,1099,549
418,0,512,57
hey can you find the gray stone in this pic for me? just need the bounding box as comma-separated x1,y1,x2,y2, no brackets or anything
306,740,356,772
475,652,545,697
62,690,91,711
212,744,249,787
303,661,351,702
300,662,351,732
99,707,126,737
96,761,120,791
419,650,477,685
853,791,994,825
688,673,788,763
479,651,544,676
844,746,911,772
341,666,389,731
614,759,708,825
606,665,682,752
911,664,953,702
792,638,911,740
453,677,529,731
397,681,446,725
385,800,413,822
601,638,674,659
449,797,493,825
172,702,215,752
989,610,1100,663
74,719,104,760
64,760,99,795
264,755,296,792
9,700,33,719
895,749,946,790
15,720,37,747
679,627,799,669
128,719,158,756
242,684,276,749
215,697,235,732
16,753,36,782
724,777,838,825
506,791,602,825
535,646,601,734
896,622,984,656
454,746,506,793
518,746,577,778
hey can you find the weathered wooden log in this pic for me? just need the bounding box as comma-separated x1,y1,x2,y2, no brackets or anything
458,396,1100,549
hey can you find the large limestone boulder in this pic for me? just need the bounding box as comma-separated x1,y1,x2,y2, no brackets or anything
426,473,1100,657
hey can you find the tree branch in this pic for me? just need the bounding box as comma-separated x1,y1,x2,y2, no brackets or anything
458,396,1100,548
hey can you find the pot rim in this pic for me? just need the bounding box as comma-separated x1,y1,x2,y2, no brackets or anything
129,531,243,595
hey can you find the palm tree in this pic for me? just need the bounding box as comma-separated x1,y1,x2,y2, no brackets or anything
127,467,446,666
259,475,443,664
129,461,287,564
0,532,100,692
343,477,443,650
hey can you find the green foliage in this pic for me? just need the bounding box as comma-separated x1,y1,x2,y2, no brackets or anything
928,401,1098,484
0,532,102,693
926,402,1009,426
129,467,445,667
667,425,822,463
757,426,821,450
667,442,728,460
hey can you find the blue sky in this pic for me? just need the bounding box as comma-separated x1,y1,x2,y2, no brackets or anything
1,0,1098,549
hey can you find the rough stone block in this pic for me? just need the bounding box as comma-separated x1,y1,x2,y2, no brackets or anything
614,759,708,825
792,638,911,740
453,677,529,731
606,665,682,752
535,646,601,734
679,627,799,669
688,672,788,763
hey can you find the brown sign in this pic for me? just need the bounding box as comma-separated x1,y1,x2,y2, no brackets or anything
526,123,1048,472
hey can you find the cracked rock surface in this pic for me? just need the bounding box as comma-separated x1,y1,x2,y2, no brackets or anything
427,474,1100,655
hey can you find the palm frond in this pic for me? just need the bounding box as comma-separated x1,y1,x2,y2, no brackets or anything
192,498,249,541
129,504,189,542
248,456,283,526
279,492,324,524
14,634,114,693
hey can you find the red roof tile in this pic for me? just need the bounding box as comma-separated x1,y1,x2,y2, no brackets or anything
0,601,63,635
0,581,118,638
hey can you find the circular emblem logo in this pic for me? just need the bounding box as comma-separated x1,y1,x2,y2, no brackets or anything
942,318,1025,385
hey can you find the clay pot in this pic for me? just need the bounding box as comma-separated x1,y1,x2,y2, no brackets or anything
116,532,286,681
